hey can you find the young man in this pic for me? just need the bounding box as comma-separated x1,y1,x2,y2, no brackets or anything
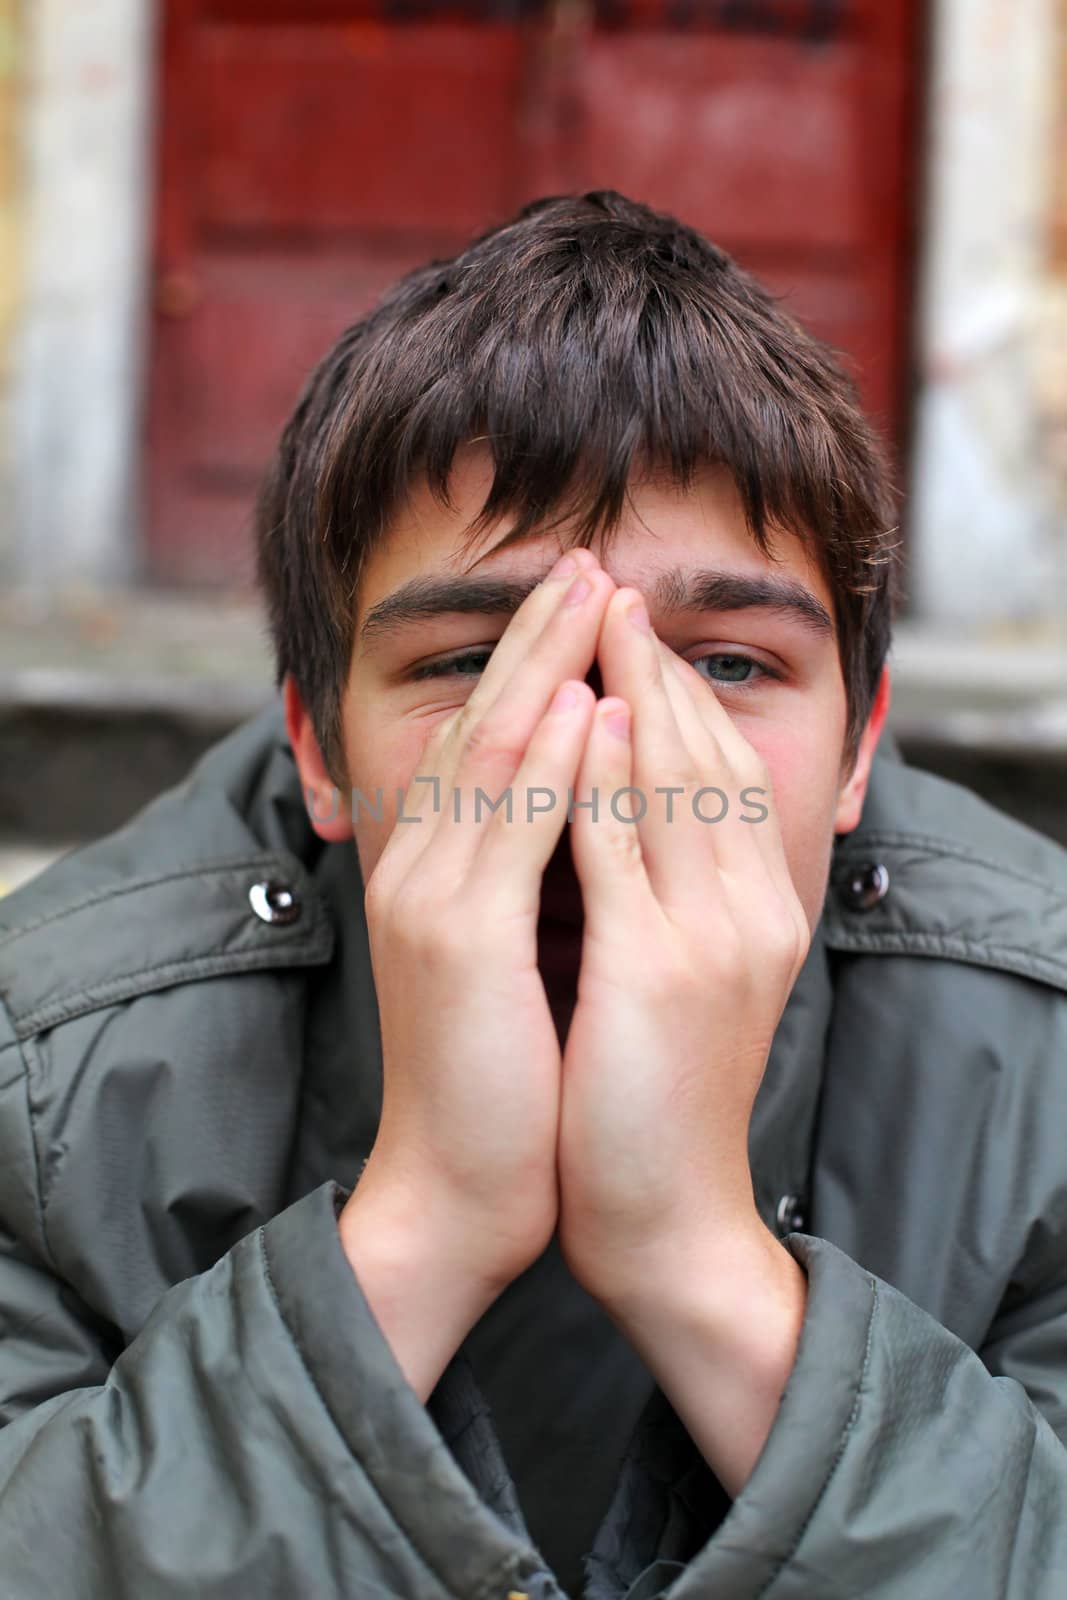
2,190,1067,1598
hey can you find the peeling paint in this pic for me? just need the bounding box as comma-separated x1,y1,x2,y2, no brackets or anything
910,0,1067,628
8,0,157,590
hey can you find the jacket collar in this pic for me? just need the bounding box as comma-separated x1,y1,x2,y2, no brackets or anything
823,745,1067,996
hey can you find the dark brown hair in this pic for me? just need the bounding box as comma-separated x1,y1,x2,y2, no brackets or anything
256,190,900,782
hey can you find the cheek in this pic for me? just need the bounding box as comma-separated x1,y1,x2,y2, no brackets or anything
745,724,842,928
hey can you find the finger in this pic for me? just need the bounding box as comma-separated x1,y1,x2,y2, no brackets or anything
477,678,597,895
441,566,616,852
661,644,764,780
568,695,655,937
659,646,809,978
370,710,458,884
660,646,790,881
386,554,612,879
460,546,601,726
406,547,599,807
420,549,593,799
595,587,711,905
654,635,729,772
651,638,763,855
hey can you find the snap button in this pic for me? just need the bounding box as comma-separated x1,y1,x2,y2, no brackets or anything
776,1193,807,1235
248,880,301,926
842,861,890,911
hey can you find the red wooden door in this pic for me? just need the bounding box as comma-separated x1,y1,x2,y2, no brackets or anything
147,0,922,587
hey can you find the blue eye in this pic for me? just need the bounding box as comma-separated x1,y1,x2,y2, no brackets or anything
690,653,768,687
412,648,494,681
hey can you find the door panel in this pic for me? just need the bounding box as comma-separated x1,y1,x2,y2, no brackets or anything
198,26,529,233
147,0,921,585
555,36,866,250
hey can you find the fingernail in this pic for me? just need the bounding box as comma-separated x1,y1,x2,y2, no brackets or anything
603,704,630,740
563,575,592,608
552,681,580,712
627,601,650,633
551,553,578,580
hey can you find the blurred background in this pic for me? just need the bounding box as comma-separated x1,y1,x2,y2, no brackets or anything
0,0,1065,894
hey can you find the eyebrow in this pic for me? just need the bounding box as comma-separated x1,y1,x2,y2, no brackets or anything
653,567,834,635
359,565,833,644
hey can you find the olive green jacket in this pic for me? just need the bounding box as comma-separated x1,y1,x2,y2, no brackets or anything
2,701,1067,1598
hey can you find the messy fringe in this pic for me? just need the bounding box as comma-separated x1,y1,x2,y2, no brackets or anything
257,191,901,781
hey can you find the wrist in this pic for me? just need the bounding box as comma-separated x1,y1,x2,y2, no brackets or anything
591,1209,793,1324
338,1178,510,1403
601,1216,809,1382
600,1217,808,1496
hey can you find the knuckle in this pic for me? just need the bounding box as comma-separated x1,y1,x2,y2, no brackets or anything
708,924,747,982
639,771,692,814
363,871,389,924
390,885,469,966
461,713,526,772
760,902,807,967
368,863,441,932
363,859,401,924
454,691,486,732
601,818,644,865
659,765,701,796
422,709,461,761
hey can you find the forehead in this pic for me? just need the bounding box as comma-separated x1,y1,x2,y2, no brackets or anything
354,442,832,627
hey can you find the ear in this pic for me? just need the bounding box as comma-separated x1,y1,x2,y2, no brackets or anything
834,666,891,836
283,675,353,843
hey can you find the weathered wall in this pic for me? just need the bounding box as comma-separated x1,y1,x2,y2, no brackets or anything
1035,0,1067,516
9,0,155,591
909,0,1066,630
0,0,19,576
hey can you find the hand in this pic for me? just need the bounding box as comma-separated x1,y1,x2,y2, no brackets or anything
557,585,811,1303
339,549,614,1398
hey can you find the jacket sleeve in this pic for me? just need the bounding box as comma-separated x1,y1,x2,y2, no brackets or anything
669,1232,1067,1599
0,1044,554,1599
